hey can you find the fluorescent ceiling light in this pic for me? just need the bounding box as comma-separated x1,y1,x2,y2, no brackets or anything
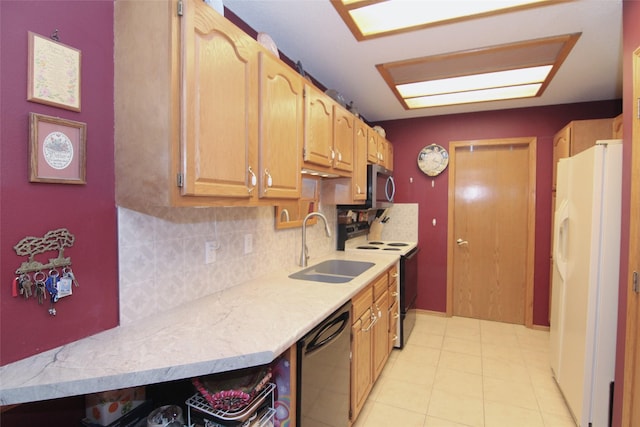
332,0,559,40
405,83,543,109
397,65,553,98
351,0,550,37
376,33,580,109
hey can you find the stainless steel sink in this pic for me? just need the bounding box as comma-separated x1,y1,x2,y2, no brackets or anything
289,260,375,283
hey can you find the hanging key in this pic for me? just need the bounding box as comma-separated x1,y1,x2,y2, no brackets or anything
20,275,33,300
34,272,46,305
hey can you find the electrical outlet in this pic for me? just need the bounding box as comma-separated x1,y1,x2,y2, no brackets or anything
205,241,217,264
244,234,253,254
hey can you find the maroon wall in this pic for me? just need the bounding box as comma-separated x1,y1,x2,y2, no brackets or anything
380,100,621,326
0,1,118,365
612,1,640,425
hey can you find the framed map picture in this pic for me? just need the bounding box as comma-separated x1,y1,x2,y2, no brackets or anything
29,113,86,184
27,31,81,111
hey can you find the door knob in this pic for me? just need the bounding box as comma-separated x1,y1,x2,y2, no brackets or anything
456,238,468,246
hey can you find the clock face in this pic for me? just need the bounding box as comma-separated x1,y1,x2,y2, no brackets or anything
418,144,449,176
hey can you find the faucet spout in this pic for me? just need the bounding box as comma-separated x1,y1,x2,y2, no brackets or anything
300,212,331,267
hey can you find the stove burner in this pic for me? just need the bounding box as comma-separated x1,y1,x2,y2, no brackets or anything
387,242,409,247
368,241,385,245
383,248,401,251
356,246,380,250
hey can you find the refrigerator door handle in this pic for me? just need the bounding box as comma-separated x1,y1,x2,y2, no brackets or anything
554,199,569,282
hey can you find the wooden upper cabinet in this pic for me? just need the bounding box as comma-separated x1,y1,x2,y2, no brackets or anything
367,129,379,163
303,84,333,168
258,51,302,199
551,118,614,190
353,119,368,201
333,104,355,173
385,139,394,171
181,0,258,199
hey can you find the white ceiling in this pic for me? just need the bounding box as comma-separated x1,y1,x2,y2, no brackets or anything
222,0,623,123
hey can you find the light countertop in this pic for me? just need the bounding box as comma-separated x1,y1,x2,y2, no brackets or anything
0,251,399,406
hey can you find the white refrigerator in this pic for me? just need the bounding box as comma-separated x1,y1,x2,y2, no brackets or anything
549,140,622,427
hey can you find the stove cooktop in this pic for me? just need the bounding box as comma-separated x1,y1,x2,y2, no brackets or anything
346,238,417,256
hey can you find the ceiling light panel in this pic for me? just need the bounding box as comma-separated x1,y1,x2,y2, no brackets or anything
332,0,564,40
377,33,580,110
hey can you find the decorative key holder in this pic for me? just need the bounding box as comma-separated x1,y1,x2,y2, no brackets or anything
12,228,79,316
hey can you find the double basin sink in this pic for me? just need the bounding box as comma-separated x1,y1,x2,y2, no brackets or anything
289,260,375,283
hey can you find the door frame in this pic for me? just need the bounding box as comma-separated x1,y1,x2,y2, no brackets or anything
620,46,640,426
446,137,537,327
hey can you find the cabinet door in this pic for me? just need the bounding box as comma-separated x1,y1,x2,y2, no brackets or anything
373,290,389,381
303,85,333,168
351,311,372,421
386,140,394,171
353,120,368,201
333,104,354,173
367,128,379,163
258,52,302,199
181,0,258,198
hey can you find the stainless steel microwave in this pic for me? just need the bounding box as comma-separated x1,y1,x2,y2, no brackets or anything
339,164,395,210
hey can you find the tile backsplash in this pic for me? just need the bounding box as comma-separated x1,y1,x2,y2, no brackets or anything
379,203,419,242
117,205,337,325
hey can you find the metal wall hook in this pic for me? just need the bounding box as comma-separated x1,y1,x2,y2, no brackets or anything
50,29,59,41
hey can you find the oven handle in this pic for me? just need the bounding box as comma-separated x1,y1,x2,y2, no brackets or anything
305,311,350,355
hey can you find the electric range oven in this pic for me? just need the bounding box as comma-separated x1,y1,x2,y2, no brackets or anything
342,237,419,349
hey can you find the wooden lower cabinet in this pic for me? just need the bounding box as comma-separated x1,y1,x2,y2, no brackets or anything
351,287,373,422
350,267,394,423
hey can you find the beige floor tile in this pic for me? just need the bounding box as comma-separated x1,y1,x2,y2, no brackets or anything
533,383,574,418
483,376,539,410
481,342,525,364
396,343,442,367
445,324,482,341
424,416,474,427
438,350,483,375
382,358,438,386
484,401,544,427
447,316,481,330
433,367,484,399
442,336,482,357
410,329,445,349
540,411,577,427
375,377,431,413
482,355,530,382
428,388,485,427
362,401,427,427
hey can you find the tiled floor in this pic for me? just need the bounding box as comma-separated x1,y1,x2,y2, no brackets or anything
352,313,576,427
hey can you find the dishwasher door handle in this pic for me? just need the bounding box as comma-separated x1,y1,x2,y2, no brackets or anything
305,311,350,355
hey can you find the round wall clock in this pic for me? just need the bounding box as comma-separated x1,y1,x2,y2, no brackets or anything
417,144,449,176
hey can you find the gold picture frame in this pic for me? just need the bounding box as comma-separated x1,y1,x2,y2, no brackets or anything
27,31,81,112
29,113,86,184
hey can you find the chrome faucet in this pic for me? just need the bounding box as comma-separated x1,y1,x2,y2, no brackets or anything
300,212,332,267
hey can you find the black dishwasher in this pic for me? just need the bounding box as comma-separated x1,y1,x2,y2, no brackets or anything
296,301,351,427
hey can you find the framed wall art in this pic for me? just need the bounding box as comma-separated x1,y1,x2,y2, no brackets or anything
29,113,86,184
27,31,81,112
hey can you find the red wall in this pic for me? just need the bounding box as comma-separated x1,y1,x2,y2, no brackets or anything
612,2,640,425
380,100,621,326
0,1,118,365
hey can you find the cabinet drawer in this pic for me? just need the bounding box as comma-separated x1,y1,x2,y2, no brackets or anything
352,285,373,321
388,264,398,286
372,273,388,300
